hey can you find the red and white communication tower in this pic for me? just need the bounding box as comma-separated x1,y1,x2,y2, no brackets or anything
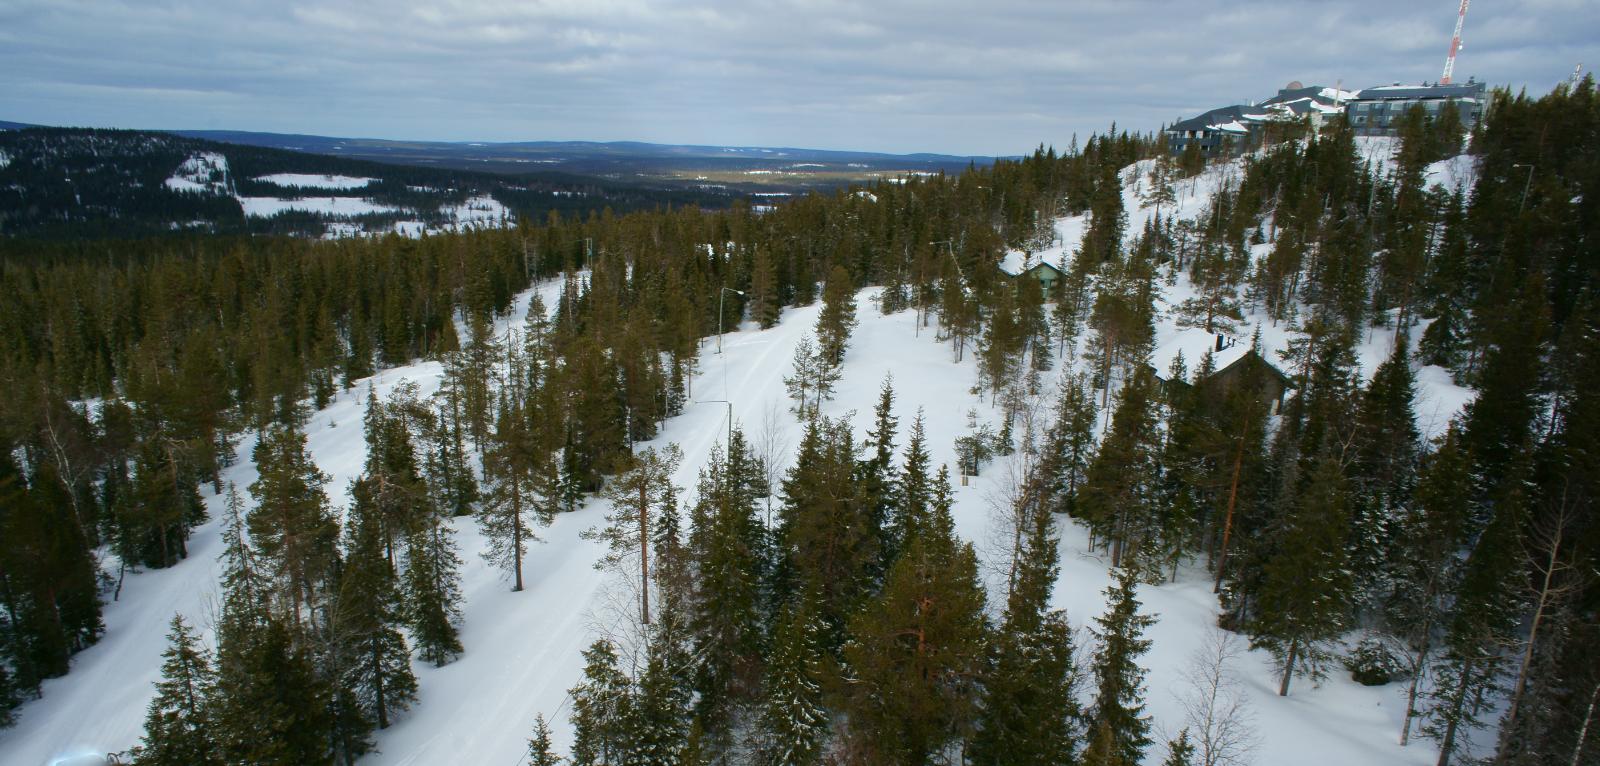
1440,0,1471,85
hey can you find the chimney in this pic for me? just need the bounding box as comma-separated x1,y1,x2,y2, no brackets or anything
1216,334,1225,352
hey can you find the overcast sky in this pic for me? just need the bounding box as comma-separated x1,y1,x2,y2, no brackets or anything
2,0,1596,155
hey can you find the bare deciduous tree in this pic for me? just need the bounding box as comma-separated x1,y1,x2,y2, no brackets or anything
1180,628,1259,766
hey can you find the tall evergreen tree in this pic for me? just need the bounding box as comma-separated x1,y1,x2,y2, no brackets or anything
248,424,338,628
590,444,683,626
570,639,633,766
754,597,829,766
132,615,222,766
842,465,987,765
815,265,859,368
1248,453,1353,696
335,484,418,732
404,515,464,666
1088,566,1154,766
971,502,1080,766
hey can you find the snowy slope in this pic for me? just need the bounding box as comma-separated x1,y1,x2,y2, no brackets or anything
3,150,1481,766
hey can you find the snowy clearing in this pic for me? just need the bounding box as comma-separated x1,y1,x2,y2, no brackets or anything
254,173,376,190
238,196,404,218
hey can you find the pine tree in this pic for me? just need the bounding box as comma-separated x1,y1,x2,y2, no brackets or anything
590,443,683,626
248,423,338,628
480,400,548,591
212,615,335,766
1044,372,1098,518
1088,566,1154,766
754,598,829,766
1078,365,1161,569
133,615,222,766
1423,489,1526,766
971,502,1080,766
890,410,933,558
783,335,822,419
775,417,876,640
842,465,987,764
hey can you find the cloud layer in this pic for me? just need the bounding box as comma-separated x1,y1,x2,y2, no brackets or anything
2,0,1595,154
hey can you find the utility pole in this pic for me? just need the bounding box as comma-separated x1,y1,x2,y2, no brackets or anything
1512,163,1535,214
717,287,745,354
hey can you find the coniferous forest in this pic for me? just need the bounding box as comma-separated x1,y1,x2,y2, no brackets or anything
0,82,1597,766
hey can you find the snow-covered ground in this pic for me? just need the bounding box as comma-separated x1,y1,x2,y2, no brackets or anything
2,151,1483,766
253,173,376,190
1424,154,1479,193
238,196,404,218
0,150,12,170
440,194,510,229
164,152,230,194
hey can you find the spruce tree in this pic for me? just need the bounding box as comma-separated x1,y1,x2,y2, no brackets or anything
1043,372,1097,518
754,598,829,766
1088,566,1155,766
971,502,1080,766
133,615,222,766
814,265,858,368
570,639,633,766
1249,453,1353,696
842,465,987,764
335,484,418,731
404,517,464,666
528,713,563,766
212,615,335,766
1162,729,1196,766
861,374,901,579
686,435,768,733
1078,365,1161,569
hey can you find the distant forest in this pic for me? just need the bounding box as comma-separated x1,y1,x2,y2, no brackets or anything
0,81,1597,766
0,127,737,239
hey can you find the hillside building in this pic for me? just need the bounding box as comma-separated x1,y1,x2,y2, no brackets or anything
1345,78,1487,136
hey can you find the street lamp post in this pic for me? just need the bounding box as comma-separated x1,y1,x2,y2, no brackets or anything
1512,163,1535,214
718,287,745,354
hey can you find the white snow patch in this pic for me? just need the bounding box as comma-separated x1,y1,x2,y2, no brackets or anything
237,196,403,218
439,194,510,230
254,173,375,190
1355,135,1401,179
0,150,10,169
1423,154,1479,193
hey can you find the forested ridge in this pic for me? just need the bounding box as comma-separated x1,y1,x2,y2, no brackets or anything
0,127,737,239
0,81,1597,765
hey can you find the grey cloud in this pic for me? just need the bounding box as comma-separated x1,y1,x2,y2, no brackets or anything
0,0,1595,154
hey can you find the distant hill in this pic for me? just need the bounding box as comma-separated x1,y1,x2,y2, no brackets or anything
168,129,1005,192
0,126,737,239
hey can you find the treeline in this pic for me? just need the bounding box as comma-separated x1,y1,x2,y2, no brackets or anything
2,78,1597,766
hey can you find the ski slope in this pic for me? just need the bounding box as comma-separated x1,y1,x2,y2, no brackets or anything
4,150,1481,765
